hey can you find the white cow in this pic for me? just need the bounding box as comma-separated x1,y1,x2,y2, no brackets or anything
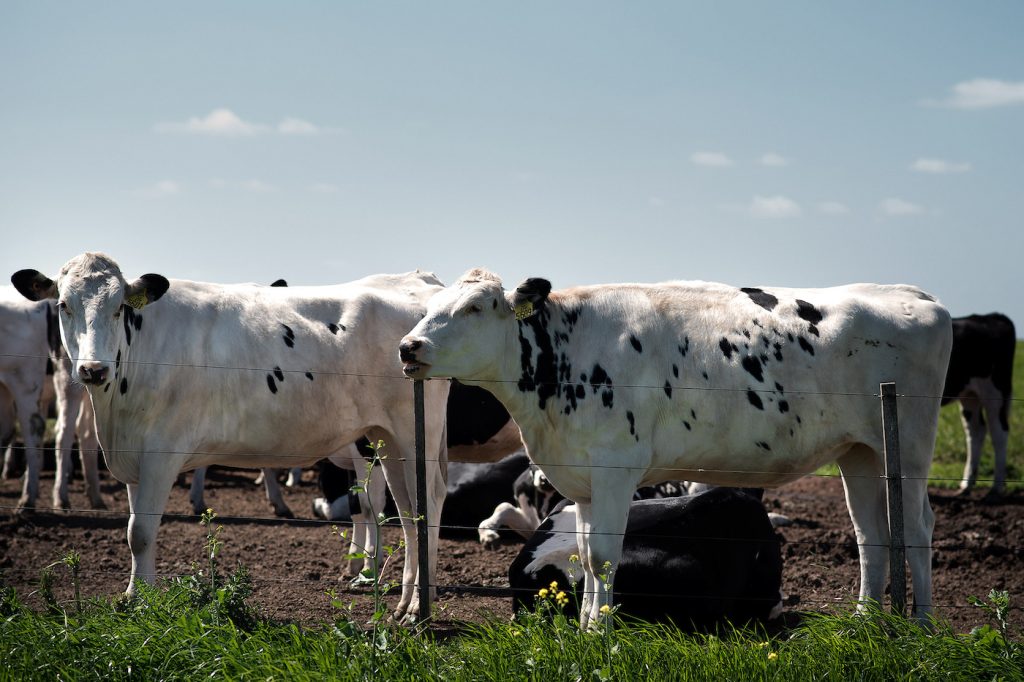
0,288,51,509
1,288,101,511
13,253,450,622
400,269,952,627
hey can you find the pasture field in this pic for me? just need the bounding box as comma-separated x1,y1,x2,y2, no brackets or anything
0,343,1020,679
0,569,1020,681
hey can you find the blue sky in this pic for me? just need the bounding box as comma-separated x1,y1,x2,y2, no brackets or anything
3,2,1022,329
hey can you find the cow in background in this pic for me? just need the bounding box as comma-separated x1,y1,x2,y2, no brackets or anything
943,313,1016,497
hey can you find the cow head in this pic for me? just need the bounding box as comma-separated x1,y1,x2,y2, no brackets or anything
399,268,552,382
12,253,169,386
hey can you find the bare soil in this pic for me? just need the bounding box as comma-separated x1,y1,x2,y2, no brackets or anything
2,465,1022,635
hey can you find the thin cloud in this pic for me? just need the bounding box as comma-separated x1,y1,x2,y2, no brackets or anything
817,201,850,215
209,178,277,192
910,158,972,174
758,153,790,167
135,180,181,199
155,108,269,136
691,151,734,167
156,109,340,136
925,78,1024,110
880,198,925,216
749,195,802,218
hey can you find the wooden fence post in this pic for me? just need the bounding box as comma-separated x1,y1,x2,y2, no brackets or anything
414,379,431,623
880,381,907,616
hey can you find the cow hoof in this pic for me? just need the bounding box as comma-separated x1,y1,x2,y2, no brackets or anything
479,529,501,549
273,507,295,519
981,489,1005,504
90,499,108,511
955,486,973,498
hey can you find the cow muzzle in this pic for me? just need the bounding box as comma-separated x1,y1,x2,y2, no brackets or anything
78,362,109,386
398,337,431,378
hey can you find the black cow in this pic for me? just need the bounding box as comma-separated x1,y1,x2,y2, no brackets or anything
943,313,1016,496
509,487,784,630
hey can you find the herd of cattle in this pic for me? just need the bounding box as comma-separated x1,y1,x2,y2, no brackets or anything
0,252,1016,630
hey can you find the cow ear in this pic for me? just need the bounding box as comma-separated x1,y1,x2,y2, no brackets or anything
124,273,170,309
11,269,57,301
510,277,552,320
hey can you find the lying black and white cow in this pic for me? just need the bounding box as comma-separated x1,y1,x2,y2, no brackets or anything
401,269,951,626
509,487,783,629
14,253,453,622
943,313,1016,496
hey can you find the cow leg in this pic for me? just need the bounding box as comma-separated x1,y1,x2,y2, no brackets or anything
985,392,1010,497
348,458,387,577
15,400,46,512
261,468,294,518
370,424,446,624
478,500,540,547
188,467,208,515
284,466,302,487
75,397,105,509
574,487,632,630
125,461,178,593
957,397,986,495
51,362,82,509
837,444,889,612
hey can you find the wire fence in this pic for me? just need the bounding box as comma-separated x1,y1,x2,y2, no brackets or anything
0,340,1019,624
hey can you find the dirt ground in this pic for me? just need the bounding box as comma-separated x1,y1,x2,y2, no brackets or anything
1,464,1022,636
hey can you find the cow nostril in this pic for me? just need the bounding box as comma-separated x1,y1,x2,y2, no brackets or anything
399,339,422,362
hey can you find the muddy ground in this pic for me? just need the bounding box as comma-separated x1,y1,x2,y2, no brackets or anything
1,464,1022,636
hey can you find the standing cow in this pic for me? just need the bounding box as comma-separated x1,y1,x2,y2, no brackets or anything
400,269,951,627
943,313,1015,497
13,253,450,622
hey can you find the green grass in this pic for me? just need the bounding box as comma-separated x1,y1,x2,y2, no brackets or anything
1,575,1020,681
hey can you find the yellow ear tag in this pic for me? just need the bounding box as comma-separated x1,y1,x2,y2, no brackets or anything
514,301,534,320
125,293,148,310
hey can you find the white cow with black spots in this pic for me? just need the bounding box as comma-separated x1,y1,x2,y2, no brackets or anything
13,253,450,622
400,269,952,627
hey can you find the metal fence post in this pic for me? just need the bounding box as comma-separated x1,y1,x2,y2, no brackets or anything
414,379,431,623
880,381,907,616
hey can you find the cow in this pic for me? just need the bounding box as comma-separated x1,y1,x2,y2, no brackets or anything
943,313,1016,497
509,487,783,629
1,287,103,511
400,269,952,627
13,253,452,622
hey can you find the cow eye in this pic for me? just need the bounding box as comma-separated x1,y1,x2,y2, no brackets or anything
113,307,122,319
58,301,70,315
466,304,483,315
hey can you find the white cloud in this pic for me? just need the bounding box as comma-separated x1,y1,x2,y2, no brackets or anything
758,153,790,167
155,108,269,136
309,183,340,193
209,178,277,192
910,158,972,174
880,198,925,216
817,201,850,215
278,117,320,135
156,109,340,136
135,180,181,199
749,195,802,218
690,151,734,167
925,78,1024,110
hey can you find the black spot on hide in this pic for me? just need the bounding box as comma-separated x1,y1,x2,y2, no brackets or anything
795,300,823,325
683,421,691,431
663,381,672,399
798,336,815,355
119,378,128,395
741,356,764,382
719,337,734,359
327,323,340,335
305,372,314,380
267,375,278,394
747,390,764,410
273,367,285,381
740,287,779,311
756,441,772,451
630,335,643,353
778,400,790,413
672,364,679,378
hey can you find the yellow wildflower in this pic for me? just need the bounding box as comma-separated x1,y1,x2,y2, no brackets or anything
600,604,611,615
538,588,549,599
768,652,778,661
549,581,559,591
569,554,579,563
